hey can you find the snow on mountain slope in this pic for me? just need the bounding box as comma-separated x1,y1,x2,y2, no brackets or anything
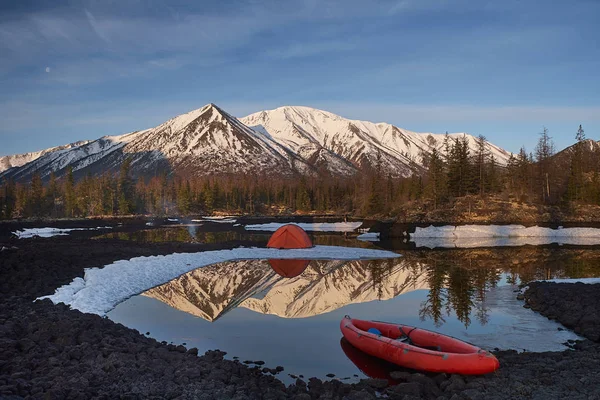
2,103,512,182
144,258,428,321
0,141,90,174
0,131,145,181
241,106,512,177
121,103,312,176
1,104,313,182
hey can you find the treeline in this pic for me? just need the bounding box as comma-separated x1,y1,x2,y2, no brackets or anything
420,126,600,208
0,126,598,219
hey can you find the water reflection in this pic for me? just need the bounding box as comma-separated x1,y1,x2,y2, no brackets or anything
340,338,400,383
268,259,310,278
97,228,269,244
95,226,375,248
140,248,600,328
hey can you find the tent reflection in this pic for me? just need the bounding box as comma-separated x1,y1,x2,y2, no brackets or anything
267,259,310,278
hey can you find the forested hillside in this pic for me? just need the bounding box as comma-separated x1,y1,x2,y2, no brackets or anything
1,127,598,221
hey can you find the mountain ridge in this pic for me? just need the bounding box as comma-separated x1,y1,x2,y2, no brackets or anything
0,103,512,182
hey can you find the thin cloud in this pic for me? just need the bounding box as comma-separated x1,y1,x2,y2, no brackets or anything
85,9,110,43
264,41,355,60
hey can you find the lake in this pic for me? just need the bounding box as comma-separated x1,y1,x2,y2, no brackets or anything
102,222,600,383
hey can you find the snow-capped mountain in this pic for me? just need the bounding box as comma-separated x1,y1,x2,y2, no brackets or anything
1,104,312,182
0,103,511,182
0,141,89,174
242,106,511,177
143,258,428,321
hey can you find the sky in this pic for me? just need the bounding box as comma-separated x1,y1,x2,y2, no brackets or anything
1,0,599,156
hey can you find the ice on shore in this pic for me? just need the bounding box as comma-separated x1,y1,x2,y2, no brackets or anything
412,225,600,248
38,245,400,316
13,227,112,239
244,222,363,232
357,232,380,241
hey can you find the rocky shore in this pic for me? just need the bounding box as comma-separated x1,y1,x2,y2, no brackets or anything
524,281,600,343
1,233,600,399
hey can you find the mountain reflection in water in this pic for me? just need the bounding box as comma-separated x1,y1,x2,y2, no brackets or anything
141,248,600,328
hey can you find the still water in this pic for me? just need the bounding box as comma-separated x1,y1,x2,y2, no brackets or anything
107,227,600,382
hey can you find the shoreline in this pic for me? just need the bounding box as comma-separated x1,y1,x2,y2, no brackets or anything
1,236,600,399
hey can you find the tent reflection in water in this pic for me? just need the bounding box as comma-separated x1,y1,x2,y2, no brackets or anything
268,259,310,278
266,224,313,249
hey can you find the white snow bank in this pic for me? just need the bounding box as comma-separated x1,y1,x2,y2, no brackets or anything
411,225,600,248
357,232,380,241
205,218,237,224
412,224,600,238
167,218,179,222
38,245,399,316
244,222,363,232
13,227,112,239
413,237,600,248
191,217,237,223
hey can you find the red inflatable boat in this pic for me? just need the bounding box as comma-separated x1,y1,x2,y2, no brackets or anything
340,316,499,375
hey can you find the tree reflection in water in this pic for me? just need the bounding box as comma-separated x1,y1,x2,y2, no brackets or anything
389,248,600,329
129,241,600,328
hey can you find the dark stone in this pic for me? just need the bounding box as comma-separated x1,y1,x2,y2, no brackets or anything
345,389,376,400
386,382,422,397
389,371,412,381
187,347,198,356
361,378,388,389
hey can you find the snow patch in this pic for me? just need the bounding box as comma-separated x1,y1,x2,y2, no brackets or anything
411,225,600,248
38,246,400,316
202,217,237,224
13,227,112,239
357,232,380,241
244,222,363,232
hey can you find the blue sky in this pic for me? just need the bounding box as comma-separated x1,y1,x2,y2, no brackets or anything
1,0,599,156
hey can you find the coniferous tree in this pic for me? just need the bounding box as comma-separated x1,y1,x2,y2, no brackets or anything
118,158,134,214
535,127,555,203
1,179,16,219
447,136,473,197
28,171,44,217
566,125,588,203
474,135,488,197
576,124,585,142
46,172,58,217
64,166,76,217
424,147,446,208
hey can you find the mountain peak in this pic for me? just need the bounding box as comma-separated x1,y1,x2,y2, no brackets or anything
1,103,513,182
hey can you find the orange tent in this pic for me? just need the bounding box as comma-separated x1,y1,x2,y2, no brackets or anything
268,259,310,278
266,224,313,249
